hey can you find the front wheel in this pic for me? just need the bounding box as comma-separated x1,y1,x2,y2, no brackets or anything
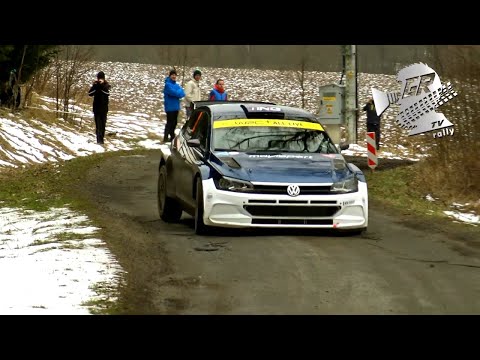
158,165,183,222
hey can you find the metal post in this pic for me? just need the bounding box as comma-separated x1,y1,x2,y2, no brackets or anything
343,45,358,144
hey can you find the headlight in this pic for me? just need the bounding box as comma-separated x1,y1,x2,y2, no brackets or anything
331,176,358,193
214,176,254,192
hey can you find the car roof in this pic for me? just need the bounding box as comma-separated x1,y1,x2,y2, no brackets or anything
193,100,276,108
193,100,319,121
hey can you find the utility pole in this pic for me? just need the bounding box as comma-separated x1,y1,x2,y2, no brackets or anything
342,45,358,144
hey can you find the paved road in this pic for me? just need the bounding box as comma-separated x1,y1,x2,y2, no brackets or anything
83,151,480,314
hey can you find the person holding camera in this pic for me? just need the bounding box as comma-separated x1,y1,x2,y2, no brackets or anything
88,71,111,145
362,97,382,150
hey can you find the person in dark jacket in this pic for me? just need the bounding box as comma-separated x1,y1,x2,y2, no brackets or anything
7,69,20,108
9,69,17,90
88,71,111,144
362,97,381,150
163,69,185,143
209,79,227,101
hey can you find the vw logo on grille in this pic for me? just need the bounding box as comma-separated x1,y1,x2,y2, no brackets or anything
286,184,300,197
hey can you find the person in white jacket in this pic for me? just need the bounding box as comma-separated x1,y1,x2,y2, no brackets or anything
184,69,202,119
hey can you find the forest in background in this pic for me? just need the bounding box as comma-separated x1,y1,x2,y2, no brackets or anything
88,45,438,74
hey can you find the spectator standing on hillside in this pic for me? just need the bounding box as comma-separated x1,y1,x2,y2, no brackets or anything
209,79,228,101
8,69,21,108
163,69,185,143
88,71,111,145
184,69,202,119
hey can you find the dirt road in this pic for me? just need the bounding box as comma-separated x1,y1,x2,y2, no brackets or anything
83,151,480,314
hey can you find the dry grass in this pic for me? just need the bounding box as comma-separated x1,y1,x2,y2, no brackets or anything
410,75,480,208
21,106,59,123
413,155,480,212
0,133,17,156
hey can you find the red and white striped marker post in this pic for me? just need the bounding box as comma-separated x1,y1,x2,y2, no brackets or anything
366,132,378,170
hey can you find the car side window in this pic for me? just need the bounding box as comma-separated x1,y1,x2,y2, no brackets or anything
190,111,209,150
182,110,202,141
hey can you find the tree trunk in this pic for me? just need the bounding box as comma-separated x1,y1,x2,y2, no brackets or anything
11,45,27,110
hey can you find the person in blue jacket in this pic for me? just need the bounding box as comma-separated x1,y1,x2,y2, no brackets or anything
163,69,185,143
209,79,228,101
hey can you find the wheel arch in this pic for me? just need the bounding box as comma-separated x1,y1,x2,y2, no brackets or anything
192,165,212,200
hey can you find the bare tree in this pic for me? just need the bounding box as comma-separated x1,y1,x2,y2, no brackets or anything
165,45,171,64
180,45,189,87
295,46,309,109
48,45,94,120
55,51,61,113
61,45,94,115
32,61,55,97
10,45,27,110
23,47,40,107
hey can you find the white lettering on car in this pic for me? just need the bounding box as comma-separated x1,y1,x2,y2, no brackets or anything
339,200,355,206
248,154,313,159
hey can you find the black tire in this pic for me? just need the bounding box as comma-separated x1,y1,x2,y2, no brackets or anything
158,165,183,222
194,177,211,235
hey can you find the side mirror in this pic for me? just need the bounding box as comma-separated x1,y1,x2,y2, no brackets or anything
187,138,201,147
339,142,350,151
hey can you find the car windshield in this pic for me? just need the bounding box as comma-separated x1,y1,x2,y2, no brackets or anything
212,119,338,154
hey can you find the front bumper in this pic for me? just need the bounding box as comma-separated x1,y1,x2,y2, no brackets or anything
201,178,368,229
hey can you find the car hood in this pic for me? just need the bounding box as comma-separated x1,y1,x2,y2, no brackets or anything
209,151,353,183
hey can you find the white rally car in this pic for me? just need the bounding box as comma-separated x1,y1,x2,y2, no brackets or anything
157,101,368,235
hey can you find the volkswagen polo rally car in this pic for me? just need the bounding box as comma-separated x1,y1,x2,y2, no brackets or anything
157,101,368,235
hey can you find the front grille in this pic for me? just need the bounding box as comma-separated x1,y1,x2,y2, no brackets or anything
248,199,276,204
244,205,340,217
278,200,308,204
252,185,332,195
252,219,334,225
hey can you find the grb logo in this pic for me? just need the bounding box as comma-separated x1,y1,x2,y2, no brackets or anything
371,63,458,138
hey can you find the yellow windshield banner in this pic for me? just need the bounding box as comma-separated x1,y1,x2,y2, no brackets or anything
213,119,324,131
